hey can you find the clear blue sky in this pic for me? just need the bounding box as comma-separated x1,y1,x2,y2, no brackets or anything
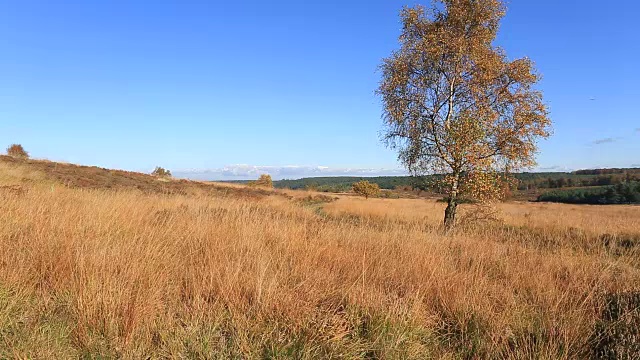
1,0,638,179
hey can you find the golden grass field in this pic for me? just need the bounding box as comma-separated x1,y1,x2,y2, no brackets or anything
1,158,639,358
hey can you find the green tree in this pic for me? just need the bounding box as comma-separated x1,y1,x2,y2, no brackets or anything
378,0,551,229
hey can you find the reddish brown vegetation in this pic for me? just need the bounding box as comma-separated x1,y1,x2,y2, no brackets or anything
6,144,29,159
0,155,276,200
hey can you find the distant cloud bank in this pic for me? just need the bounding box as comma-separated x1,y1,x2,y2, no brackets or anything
173,164,582,181
174,165,407,181
172,162,638,181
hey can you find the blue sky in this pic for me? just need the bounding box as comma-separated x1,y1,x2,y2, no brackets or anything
1,0,638,179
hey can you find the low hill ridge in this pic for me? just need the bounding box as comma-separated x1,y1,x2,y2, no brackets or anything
0,155,275,199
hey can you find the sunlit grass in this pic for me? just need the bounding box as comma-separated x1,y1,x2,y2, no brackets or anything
0,161,639,358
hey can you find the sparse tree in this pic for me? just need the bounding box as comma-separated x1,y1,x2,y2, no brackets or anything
378,0,551,229
352,180,380,199
251,174,273,188
151,166,172,177
6,144,29,159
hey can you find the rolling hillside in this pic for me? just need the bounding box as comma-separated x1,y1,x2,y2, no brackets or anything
1,156,639,357
0,155,277,200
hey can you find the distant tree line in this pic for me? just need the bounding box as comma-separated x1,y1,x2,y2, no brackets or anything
573,168,640,175
517,173,640,190
537,182,640,205
276,177,408,192
273,169,640,194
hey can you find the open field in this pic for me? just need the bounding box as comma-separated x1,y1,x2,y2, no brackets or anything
323,197,640,235
1,158,640,358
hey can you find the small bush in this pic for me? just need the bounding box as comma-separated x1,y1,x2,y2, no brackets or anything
151,166,172,177
352,180,380,199
298,194,337,206
6,144,29,159
249,174,273,188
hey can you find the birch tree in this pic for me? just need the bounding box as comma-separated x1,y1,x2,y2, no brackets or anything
378,0,551,228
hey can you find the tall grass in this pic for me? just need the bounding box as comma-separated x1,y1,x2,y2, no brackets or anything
0,178,639,357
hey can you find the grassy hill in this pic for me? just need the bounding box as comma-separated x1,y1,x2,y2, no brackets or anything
0,155,278,200
1,157,639,358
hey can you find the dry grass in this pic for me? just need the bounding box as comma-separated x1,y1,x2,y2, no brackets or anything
324,197,640,235
0,155,282,200
1,158,639,358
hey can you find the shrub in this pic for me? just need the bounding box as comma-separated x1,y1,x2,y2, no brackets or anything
6,144,29,159
352,180,380,199
250,174,273,188
297,194,337,206
151,166,172,177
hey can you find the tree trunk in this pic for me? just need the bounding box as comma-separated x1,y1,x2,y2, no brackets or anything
443,173,460,230
444,197,457,230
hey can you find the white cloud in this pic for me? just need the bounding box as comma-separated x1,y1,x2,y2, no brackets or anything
534,165,573,172
590,137,620,145
174,165,407,180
